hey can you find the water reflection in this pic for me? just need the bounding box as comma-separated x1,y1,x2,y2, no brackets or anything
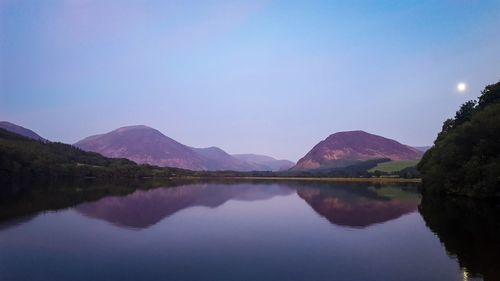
296,183,420,228
76,183,293,229
74,182,420,229
1,181,496,281
0,182,421,230
419,196,500,281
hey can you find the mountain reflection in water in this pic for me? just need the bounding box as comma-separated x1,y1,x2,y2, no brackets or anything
75,182,420,229
296,184,419,228
76,183,293,229
1,181,499,281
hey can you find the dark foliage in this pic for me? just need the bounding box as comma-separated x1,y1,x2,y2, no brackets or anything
417,81,500,198
0,127,412,194
370,166,420,179
0,129,193,190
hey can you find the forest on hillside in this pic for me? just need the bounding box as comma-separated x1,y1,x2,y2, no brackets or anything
0,128,191,189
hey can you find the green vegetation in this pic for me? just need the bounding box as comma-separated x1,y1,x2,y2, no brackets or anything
368,160,419,173
418,81,500,198
0,129,415,191
277,158,389,178
0,128,192,190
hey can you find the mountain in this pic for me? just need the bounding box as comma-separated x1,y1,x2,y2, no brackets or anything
190,147,256,171
0,128,177,188
292,130,422,170
232,154,294,171
75,125,278,171
75,125,208,170
0,121,46,141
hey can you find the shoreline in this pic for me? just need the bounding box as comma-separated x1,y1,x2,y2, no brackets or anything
200,176,422,183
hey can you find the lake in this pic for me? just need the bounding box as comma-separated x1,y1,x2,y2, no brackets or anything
0,181,498,281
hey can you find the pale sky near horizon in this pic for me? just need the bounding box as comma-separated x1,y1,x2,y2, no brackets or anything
1,0,500,161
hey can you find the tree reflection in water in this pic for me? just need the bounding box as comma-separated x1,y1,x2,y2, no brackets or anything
419,196,500,281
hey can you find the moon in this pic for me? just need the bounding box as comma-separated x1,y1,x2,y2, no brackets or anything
457,82,467,92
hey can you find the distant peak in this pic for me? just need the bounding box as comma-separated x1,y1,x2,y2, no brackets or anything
0,121,46,141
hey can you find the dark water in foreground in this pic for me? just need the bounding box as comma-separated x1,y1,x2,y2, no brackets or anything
0,181,498,281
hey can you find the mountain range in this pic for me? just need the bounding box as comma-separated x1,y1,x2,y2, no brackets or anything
233,154,295,171
74,125,293,171
1,121,424,172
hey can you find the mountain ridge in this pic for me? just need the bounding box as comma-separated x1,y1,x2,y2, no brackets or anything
292,130,422,170
232,154,294,171
74,125,294,171
0,121,46,142
75,125,208,170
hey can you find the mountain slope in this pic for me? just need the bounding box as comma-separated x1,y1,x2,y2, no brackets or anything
232,154,294,171
75,125,276,171
0,121,46,141
0,128,175,187
292,130,422,170
191,147,256,171
75,125,207,170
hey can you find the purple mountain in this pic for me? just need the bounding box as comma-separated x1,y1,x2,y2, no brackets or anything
190,146,257,171
292,130,422,170
75,125,207,170
74,125,291,171
232,154,294,171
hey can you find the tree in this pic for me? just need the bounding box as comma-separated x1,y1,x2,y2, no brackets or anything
417,80,500,198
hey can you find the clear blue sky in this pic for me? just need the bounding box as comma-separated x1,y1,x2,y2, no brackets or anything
1,0,500,161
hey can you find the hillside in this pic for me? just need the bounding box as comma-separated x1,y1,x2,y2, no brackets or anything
75,125,208,170
232,154,294,171
418,81,500,198
292,131,422,170
190,147,256,171
0,121,46,141
0,128,181,187
75,125,293,172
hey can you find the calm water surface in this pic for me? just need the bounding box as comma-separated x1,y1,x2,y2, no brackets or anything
0,181,497,281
